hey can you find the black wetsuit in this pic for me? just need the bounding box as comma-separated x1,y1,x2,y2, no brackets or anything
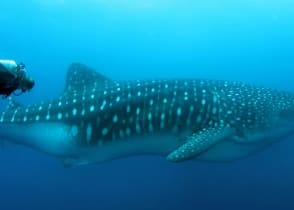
0,63,19,97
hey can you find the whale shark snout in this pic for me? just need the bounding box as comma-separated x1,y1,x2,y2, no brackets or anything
1,63,294,166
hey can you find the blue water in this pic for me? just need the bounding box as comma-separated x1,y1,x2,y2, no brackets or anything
1,1,294,209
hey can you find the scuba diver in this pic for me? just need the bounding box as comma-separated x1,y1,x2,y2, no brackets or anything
0,60,35,98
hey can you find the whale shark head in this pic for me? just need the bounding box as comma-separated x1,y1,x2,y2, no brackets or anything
0,63,116,158
0,63,294,166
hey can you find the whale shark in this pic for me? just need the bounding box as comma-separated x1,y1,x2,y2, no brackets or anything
0,63,294,166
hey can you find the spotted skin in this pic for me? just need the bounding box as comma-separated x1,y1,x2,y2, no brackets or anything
0,63,294,165
166,127,233,162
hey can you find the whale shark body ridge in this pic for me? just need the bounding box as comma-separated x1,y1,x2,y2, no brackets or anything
0,63,294,167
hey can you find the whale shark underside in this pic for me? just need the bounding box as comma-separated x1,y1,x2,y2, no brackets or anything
0,63,294,167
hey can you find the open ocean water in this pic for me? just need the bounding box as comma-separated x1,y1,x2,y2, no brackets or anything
0,1,294,210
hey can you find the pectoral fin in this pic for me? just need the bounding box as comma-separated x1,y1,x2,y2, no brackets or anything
166,127,233,162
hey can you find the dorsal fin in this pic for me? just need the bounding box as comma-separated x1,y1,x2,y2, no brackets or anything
64,63,112,93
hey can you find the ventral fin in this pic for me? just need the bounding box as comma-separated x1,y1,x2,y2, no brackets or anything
64,63,112,94
166,127,233,162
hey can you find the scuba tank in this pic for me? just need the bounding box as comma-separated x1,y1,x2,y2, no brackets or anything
0,60,18,72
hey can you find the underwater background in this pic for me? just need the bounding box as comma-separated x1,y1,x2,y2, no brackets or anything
0,0,294,209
